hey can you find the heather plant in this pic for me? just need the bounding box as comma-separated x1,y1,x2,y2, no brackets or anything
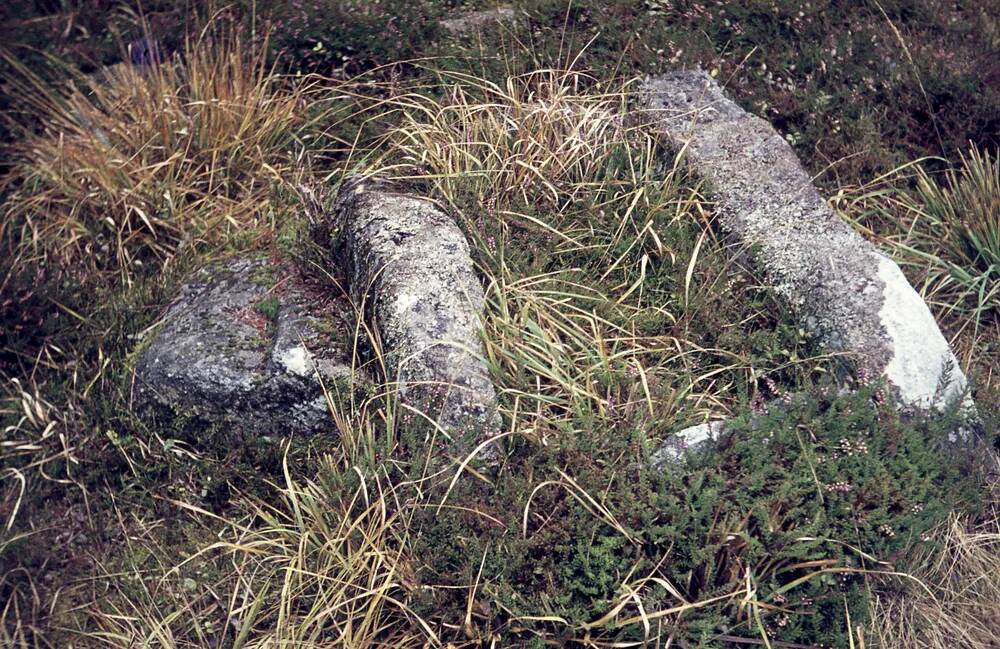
399,383,984,647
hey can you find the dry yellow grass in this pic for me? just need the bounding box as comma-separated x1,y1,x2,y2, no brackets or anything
84,453,430,649
870,510,1000,648
0,26,338,285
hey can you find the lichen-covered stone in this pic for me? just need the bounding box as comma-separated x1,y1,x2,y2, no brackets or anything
440,7,517,33
649,420,727,470
641,70,973,415
333,178,500,451
132,256,359,437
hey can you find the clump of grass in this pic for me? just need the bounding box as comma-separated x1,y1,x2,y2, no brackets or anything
0,24,336,285
83,448,430,649
380,70,688,435
871,510,1000,649
388,69,637,209
899,146,1000,324
834,149,999,403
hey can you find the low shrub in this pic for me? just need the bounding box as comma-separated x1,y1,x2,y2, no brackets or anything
410,385,985,647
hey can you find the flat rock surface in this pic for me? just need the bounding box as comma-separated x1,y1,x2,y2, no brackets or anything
133,256,359,437
440,7,517,33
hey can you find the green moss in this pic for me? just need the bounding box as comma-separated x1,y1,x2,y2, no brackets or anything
251,263,277,288
254,296,280,320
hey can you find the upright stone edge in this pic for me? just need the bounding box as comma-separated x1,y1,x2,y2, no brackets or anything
333,177,501,457
640,70,980,463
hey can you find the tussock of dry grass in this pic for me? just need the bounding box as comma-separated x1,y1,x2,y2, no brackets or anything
0,27,337,284
386,70,635,208
871,510,1000,649
85,454,430,649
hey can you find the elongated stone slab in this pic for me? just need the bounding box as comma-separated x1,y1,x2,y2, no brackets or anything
642,70,973,415
333,178,500,450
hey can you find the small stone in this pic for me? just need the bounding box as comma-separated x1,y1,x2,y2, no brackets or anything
651,420,728,470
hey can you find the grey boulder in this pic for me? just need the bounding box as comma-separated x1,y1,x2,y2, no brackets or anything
333,177,501,453
132,256,359,438
640,70,975,414
641,70,980,466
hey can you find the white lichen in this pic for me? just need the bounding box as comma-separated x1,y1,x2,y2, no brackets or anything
876,255,966,409
279,345,315,378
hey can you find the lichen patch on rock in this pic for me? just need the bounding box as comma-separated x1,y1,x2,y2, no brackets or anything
132,256,360,438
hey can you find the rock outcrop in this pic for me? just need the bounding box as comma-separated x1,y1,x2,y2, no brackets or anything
642,70,973,414
133,256,359,437
132,178,500,453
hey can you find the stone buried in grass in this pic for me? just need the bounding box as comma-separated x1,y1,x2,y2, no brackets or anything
333,177,500,452
649,420,728,469
642,70,973,415
132,256,359,437
440,7,518,34
642,70,981,464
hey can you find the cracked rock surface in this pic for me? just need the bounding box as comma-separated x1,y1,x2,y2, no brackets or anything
133,256,359,437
